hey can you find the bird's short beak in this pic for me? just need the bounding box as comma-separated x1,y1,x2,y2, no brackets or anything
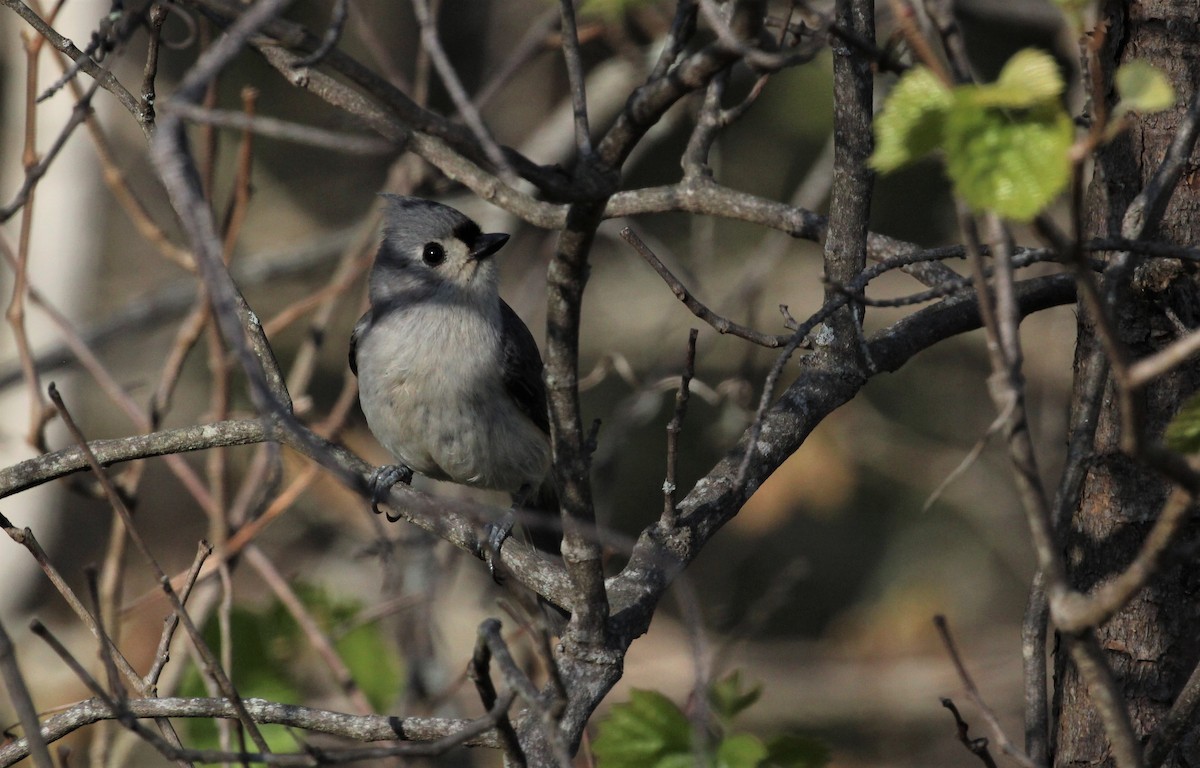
469,233,510,261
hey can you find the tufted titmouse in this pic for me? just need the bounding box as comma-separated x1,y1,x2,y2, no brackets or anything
350,195,560,573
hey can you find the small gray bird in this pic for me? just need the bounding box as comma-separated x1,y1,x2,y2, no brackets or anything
350,195,559,572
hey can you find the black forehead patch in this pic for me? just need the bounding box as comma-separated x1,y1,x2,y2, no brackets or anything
453,219,481,245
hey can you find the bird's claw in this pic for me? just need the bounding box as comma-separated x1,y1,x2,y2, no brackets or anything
484,512,515,584
369,464,413,521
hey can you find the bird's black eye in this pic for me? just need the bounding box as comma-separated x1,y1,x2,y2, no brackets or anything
422,242,445,267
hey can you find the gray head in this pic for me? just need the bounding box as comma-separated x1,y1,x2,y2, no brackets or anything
370,195,510,306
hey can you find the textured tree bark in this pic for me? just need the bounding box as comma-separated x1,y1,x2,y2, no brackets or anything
1054,1,1200,765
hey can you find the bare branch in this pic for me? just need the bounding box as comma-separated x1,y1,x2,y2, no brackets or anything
0,695,505,767
469,625,525,766
1065,634,1142,768
163,101,395,154
558,0,593,157
48,383,274,754
934,616,1036,768
1053,484,1196,634
0,616,53,768
479,620,571,767
662,329,699,528
290,0,347,68
146,541,214,691
940,698,999,768
410,0,515,181
1,0,151,133
621,227,791,347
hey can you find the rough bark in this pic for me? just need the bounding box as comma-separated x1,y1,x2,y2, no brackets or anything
1055,1,1200,765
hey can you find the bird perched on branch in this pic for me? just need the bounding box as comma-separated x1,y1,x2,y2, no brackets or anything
350,195,560,576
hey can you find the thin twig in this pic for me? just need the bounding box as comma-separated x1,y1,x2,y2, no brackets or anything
290,0,347,68
472,7,559,109
1052,484,1196,634
469,624,524,766
0,78,101,225
661,329,699,527
409,0,515,181
479,620,571,767
47,384,274,755
558,0,592,157
1127,328,1200,388
1,0,151,134
0,615,53,768
243,545,376,716
146,540,214,691
163,100,394,154
961,207,1066,590
139,2,168,130
621,227,790,347
933,616,1036,768
0,239,219,512
0,694,508,767
940,697,999,768
1065,633,1141,768
1145,653,1200,768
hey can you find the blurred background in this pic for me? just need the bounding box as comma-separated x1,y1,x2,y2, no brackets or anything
0,0,1082,764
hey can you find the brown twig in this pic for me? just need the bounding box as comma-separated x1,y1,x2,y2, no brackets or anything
933,616,1035,768
960,208,1066,591
0,514,140,685
940,697,998,768
139,2,168,130
0,694,508,767
410,0,514,181
243,545,376,716
165,100,394,154
661,329,699,528
558,0,593,158
146,540,214,691
28,619,198,767
0,615,53,768
621,227,790,347
47,383,274,755
1,0,151,134
469,624,524,766
1065,633,1141,768
290,0,347,68
478,619,571,766
6,25,56,450
150,294,212,427
1052,484,1197,634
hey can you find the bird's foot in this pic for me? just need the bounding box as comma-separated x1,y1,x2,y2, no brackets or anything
369,464,413,521
484,511,515,585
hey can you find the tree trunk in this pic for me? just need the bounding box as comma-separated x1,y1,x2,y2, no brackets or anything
1054,0,1200,765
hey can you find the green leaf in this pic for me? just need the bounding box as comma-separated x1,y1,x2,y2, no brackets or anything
337,623,402,711
870,66,953,172
179,586,404,749
943,100,1074,220
709,671,763,721
970,48,1064,108
179,605,305,753
717,733,769,768
764,733,831,768
593,689,693,767
1166,392,1200,453
1115,61,1176,115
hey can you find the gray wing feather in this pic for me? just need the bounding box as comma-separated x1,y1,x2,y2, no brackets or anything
349,310,371,376
499,300,550,436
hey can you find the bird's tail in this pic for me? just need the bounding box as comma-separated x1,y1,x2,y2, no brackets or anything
520,480,562,557
512,480,569,634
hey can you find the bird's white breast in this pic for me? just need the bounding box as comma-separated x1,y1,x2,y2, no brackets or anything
356,301,550,492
